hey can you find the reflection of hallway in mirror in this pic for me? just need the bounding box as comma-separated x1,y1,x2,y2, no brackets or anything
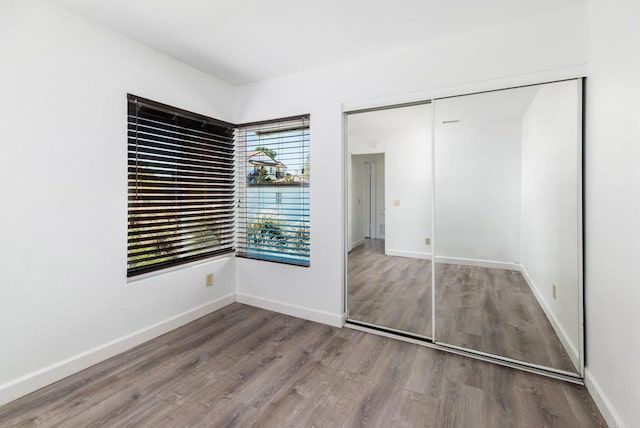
435,263,576,373
348,238,432,337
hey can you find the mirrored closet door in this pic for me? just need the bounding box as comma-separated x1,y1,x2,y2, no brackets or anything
433,80,582,375
345,79,583,378
346,103,434,338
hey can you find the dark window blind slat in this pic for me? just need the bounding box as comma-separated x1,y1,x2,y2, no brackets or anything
128,130,235,150
127,176,235,187
127,131,234,151
128,158,235,174
128,209,235,219
127,142,235,163
128,222,235,242
128,206,235,216
128,232,235,254
127,166,235,177
127,115,234,142
236,115,311,267
127,94,235,276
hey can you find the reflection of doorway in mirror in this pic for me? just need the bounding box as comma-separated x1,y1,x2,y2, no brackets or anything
364,160,386,239
351,154,385,246
364,162,374,238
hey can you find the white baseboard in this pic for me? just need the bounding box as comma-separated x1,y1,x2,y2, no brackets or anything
585,368,625,428
436,256,520,271
386,249,432,259
351,239,365,249
520,266,580,370
383,253,520,269
0,293,236,407
236,292,343,327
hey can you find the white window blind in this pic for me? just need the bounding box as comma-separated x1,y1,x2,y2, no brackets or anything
127,95,235,276
236,115,310,266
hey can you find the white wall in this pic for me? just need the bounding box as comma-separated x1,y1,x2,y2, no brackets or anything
585,0,640,426
348,107,432,259
434,106,522,265
233,4,588,322
520,81,580,367
381,128,431,259
0,0,237,405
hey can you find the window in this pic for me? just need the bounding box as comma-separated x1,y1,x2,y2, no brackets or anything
236,115,310,266
127,95,235,276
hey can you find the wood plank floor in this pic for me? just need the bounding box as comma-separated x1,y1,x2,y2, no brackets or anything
348,239,576,373
0,303,605,427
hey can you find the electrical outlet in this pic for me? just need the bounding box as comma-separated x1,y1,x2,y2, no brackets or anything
393,199,400,206
206,273,214,287
552,284,557,300
425,238,431,245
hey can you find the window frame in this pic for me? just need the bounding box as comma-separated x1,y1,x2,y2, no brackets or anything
235,115,311,267
127,95,311,276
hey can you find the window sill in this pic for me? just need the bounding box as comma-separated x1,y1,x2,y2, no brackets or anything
127,253,235,284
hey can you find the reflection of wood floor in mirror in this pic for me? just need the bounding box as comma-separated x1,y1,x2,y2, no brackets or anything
347,239,577,373
348,238,433,337
436,263,576,373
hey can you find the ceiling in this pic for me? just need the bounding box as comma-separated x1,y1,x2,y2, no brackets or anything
49,0,587,85
434,85,540,124
348,104,431,135
348,84,542,135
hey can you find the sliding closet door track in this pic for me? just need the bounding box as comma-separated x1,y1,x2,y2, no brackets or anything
345,320,583,385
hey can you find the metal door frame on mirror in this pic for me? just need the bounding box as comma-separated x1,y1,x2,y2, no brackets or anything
342,78,585,383
343,101,434,341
